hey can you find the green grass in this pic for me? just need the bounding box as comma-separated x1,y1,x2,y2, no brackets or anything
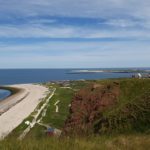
25,124,46,139
1,79,150,149
0,134,150,150
6,115,34,139
93,79,150,134
42,87,74,129
24,86,74,139
70,80,90,90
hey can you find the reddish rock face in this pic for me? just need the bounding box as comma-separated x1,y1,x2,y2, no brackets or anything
63,82,120,136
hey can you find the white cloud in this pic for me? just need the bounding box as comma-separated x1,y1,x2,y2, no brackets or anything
29,19,57,24
0,23,150,40
0,0,150,68
101,19,139,28
0,25,75,38
0,40,150,68
0,0,150,20
0,0,150,39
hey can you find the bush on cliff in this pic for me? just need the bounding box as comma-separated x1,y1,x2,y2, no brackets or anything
63,79,150,135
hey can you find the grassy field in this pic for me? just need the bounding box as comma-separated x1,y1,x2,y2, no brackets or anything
0,79,150,150
42,87,74,128
0,134,150,150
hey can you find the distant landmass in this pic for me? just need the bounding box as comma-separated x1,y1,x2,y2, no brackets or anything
68,68,150,74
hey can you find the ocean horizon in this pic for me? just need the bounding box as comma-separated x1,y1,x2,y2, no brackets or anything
0,68,149,85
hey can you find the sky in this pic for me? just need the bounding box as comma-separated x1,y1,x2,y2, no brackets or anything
0,0,150,68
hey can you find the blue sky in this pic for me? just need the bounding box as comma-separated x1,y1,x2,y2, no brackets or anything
0,0,150,68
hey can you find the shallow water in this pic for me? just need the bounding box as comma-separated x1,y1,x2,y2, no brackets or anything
0,89,11,100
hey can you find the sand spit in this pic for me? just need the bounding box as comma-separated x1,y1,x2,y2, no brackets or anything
0,84,48,139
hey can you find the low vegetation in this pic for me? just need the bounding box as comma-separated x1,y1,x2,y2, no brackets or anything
42,87,74,128
0,79,150,150
63,79,150,135
1,134,150,150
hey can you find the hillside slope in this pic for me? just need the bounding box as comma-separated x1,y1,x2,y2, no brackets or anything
63,79,150,135
0,79,150,150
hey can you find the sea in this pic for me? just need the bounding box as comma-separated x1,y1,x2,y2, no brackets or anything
0,89,11,100
0,68,149,100
0,68,140,85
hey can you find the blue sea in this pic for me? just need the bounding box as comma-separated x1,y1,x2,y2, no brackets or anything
0,68,137,85
1,68,149,100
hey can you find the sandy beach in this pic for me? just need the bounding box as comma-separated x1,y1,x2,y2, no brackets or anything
0,84,48,139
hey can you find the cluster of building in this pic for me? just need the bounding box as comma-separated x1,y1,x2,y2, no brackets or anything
132,73,150,79
49,80,71,87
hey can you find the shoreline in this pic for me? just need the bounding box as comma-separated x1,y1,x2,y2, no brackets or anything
0,86,21,101
0,84,48,139
68,69,150,74
0,86,21,95
0,87,27,115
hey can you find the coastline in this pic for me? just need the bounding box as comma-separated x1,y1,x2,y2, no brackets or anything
0,86,21,101
0,87,27,115
0,86,21,95
0,84,48,139
68,69,150,74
